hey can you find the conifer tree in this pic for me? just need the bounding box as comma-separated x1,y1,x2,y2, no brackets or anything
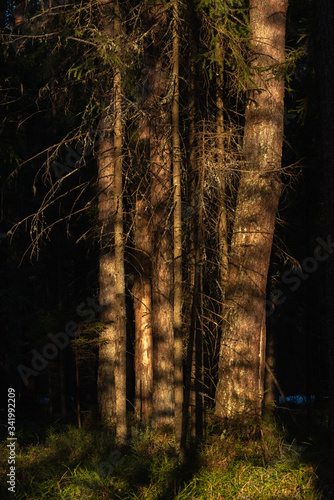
215,0,288,421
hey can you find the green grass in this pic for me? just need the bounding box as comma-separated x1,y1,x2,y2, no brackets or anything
0,411,331,499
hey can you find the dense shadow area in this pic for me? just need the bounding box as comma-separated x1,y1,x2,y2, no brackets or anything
276,404,334,499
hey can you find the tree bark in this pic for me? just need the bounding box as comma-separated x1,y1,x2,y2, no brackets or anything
215,0,287,421
133,195,153,423
180,28,199,455
181,119,205,456
215,2,229,303
97,1,127,444
97,127,117,424
151,118,174,429
172,0,183,450
113,1,127,444
143,1,175,431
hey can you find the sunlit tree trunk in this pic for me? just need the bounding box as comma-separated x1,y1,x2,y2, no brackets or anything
133,195,153,423
97,126,117,424
172,0,183,450
113,1,127,444
143,1,174,431
97,1,127,444
194,123,206,439
188,71,198,443
151,112,174,429
215,0,288,421
195,257,204,439
215,2,228,303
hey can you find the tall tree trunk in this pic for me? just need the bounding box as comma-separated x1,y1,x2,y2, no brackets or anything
133,194,153,423
181,27,198,454
181,119,205,457
172,0,183,450
112,0,127,444
150,76,174,429
144,2,174,431
97,127,117,424
316,0,334,450
97,2,127,444
194,122,206,439
215,0,288,421
195,258,204,439
215,2,228,303
151,120,174,429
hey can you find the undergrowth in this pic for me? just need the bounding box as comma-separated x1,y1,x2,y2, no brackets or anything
0,410,331,499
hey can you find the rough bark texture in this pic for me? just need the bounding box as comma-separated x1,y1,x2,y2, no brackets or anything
181,32,198,455
97,129,117,423
182,118,205,455
143,1,174,431
172,0,183,450
316,0,334,448
215,5,229,303
151,125,174,429
113,2,127,443
133,195,153,422
215,0,287,420
97,2,127,443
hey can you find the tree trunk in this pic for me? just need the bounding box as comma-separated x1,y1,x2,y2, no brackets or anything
215,3,228,303
180,30,198,454
97,4,127,443
143,1,175,431
133,195,153,423
97,127,117,424
151,123,174,429
172,0,183,450
195,259,204,438
181,119,205,456
215,0,287,421
194,123,206,439
187,7,199,443
112,0,127,444
150,76,174,429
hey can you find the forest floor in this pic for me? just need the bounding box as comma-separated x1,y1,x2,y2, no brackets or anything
0,408,333,499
